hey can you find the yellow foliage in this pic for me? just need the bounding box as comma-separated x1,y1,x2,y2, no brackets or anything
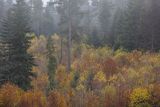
94,71,106,82
28,35,49,92
55,65,73,91
103,85,117,97
31,72,49,92
130,88,150,107
76,84,85,91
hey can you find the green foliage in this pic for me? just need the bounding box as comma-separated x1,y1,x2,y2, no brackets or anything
71,71,80,89
86,71,95,91
0,0,35,90
47,36,57,91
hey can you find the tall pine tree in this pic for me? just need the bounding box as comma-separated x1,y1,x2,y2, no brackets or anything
0,0,35,90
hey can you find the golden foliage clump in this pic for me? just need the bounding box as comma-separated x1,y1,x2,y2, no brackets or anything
94,71,106,83
0,83,23,107
55,65,74,91
47,91,68,107
28,35,49,92
69,91,101,107
84,92,100,107
129,88,151,107
18,90,47,107
72,46,112,73
32,66,49,92
114,49,129,67
0,83,47,107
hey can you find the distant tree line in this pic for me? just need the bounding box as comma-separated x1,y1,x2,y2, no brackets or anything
1,0,160,51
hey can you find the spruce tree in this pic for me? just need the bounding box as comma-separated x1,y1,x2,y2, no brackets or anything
99,0,112,45
0,12,13,85
0,0,35,90
47,36,57,91
147,0,160,51
31,0,43,35
0,0,5,20
117,0,143,51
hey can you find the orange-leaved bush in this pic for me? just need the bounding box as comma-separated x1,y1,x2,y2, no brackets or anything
18,90,47,107
84,92,100,107
0,83,23,107
47,90,68,107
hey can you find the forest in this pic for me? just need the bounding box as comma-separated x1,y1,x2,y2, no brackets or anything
0,0,160,107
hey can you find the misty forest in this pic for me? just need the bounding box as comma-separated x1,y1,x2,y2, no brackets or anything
0,0,160,107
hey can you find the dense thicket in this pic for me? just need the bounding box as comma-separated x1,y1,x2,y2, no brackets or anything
1,39,160,106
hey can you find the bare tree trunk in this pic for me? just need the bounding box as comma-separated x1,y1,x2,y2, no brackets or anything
60,37,63,64
151,29,154,51
67,0,71,72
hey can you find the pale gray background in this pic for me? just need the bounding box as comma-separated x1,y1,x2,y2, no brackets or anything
43,0,50,5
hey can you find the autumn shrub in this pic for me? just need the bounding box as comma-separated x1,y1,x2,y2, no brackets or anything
0,83,23,107
101,57,118,78
129,88,151,107
47,90,68,107
93,71,106,90
72,46,112,73
18,90,47,107
28,35,49,92
31,68,49,92
55,65,73,91
114,49,129,67
69,91,101,107
69,91,85,107
128,51,142,63
84,92,100,107
104,85,117,107
150,84,160,106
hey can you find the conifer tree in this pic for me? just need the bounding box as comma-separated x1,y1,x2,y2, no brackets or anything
0,0,35,90
47,36,57,91
31,0,43,35
99,0,112,45
117,0,143,51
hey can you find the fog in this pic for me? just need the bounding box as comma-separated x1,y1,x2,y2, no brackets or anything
42,0,50,5
0,0,160,106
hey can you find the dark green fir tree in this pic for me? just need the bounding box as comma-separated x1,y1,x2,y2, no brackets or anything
0,0,35,90
47,36,57,91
